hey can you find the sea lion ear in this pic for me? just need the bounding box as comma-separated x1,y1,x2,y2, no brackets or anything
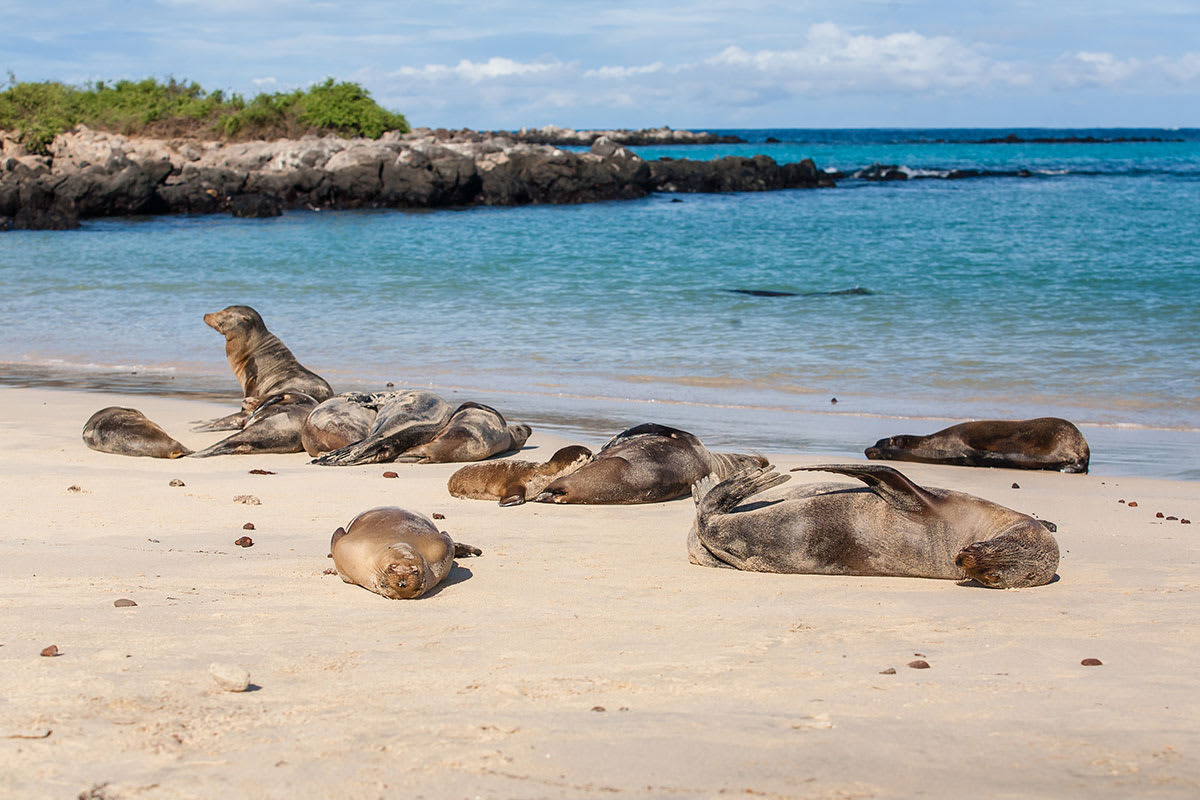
790,463,936,514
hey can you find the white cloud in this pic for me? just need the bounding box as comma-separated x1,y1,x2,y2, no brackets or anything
583,62,665,79
252,76,277,86
390,57,565,83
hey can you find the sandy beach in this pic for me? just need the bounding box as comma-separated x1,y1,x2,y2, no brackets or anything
2,385,1198,799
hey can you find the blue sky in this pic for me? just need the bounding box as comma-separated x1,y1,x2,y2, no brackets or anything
3,1,1198,129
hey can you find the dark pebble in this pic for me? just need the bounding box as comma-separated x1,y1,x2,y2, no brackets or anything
1011,482,1020,489
1156,512,1165,518
879,667,896,675
1183,519,1192,524
591,706,606,712
432,513,445,520
1081,658,1103,666
169,479,185,487
382,471,399,479
40,645,60,657
67,485,82,493
242,522,255,530
907,660,930,669
249,469,275,475
235,536,254,547
1166,516,1178,520
1128,501,1138,507
386,382,395,388
1118,499,1125,504
830,397,838,404
113,598,137,608
913,652,925,657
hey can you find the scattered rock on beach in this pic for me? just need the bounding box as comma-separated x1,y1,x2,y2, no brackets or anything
382,471,399,479
907,660,931,670
234,536,254,548
1081,658,1103,666
879,667,897,674
209,662,251,692
169,479,185,487
1011,482,1020,489
432,513,446,520
1156,512,1165,518
591,706,606,712
67,485,83,493
1183,519,1192,524
1166,516,1178,520
242,522,255,530
40,645,60,657
113,598,137,608
234,495,261,505
1128,501,1139,508
249,468,275,475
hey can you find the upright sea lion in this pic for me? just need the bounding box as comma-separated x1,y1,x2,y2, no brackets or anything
312,390,453,466
330,506,481,599
193,305,333,431
396,402,532,464
865,417,1090,473
82,407,192,459
689,463,1060,588
533,423,766,505
448,445,593,506
301,393,385,457
191,392,318,457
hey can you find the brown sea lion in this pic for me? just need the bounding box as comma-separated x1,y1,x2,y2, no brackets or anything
191,392,318,457
82,407,192,459
533,423,766,505
193,305,333,432
689,463,1060,588
312,390,453,466
301,392,384,457
396,402,532,464
329,506,481,599
448,445,593,506
865,417,1090,473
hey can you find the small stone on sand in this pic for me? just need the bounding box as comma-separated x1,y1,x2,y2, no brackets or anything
235,536,253,547
1011,482,1020,489
169,479,185,487
879,667,896,674
382,471,398,479
1182,519,1192,524
1081,658,1103,666
40,645,60,657
67,485,82,493
1128,501,1139,507
114,598,137,607
209,662,251,692
249,469,275,475
907,660,930,669
234,495,261,505
242,522,255,530
591,706,606,712
1156,512,1164,518
432,513,445,520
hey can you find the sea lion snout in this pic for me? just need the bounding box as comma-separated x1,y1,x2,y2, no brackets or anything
378,558,427,599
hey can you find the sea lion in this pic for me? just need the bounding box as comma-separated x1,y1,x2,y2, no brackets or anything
533,423,767,504
329,506,481,599
865,417,1090,473
82,407,192,459
689,463,1059,588
191,392,318,457
396,402,532,464
301,393,384,457
312,390,453,466
192,305,333,431
448,445,594,506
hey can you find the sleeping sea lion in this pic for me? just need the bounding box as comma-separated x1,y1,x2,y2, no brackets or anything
330,506,481,599
191,392,318,457
192,305,333,431
396,402,531,463
448,445,593,506
312,390,453,466
82,407,192,459
533,423,766,504
865,417,1090,473
689,463,1060,588
301,393,385,457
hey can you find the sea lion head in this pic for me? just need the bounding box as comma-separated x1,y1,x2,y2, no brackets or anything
864,435,916,461
374,543,435,599
955,519,1060,588
546,445,593,470
203,305,266,338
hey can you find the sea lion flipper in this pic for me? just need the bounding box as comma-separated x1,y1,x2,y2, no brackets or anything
695,466,790,514
791,463,936,513
453,542,482,558
330,527,348,549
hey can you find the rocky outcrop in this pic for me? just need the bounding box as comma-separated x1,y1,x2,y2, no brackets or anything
1,126,830,230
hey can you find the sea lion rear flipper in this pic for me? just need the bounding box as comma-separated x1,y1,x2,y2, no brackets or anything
695,466,790,515
190,409,250,432
453,542,482,558
791,463,937,513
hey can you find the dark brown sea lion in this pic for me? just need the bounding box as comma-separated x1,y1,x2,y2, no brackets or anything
82,407,192,459
533,423,767,505
191,391,318,457
330,506,481,599
865,417,1090,473
396,402,532,464
312,390,453,466
689,463,1060,588
192,305,333,432
448,445,594,506
301,393,384,457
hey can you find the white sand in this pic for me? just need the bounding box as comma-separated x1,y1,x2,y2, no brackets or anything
1,386,1198,798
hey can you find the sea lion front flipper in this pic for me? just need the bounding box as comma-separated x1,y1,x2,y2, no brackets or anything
499,482,528,507
330,527,348,549
791,463,937,513
453,542,482,558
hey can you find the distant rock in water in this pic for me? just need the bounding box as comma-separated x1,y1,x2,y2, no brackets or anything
729,289,798,297
505,124,746,146
728,287,873,298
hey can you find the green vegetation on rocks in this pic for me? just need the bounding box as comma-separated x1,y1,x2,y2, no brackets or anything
0,74,409,154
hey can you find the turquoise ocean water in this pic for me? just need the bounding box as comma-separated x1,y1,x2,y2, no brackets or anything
2,128,1198,478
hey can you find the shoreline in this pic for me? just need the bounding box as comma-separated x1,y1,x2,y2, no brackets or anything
2,385,1198,797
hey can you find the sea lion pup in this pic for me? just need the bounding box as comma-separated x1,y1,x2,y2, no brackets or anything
448,445,594,506
82,407,192,459
865,417,1090,473
330,507,481,599
191,392,318,457
312,390,453,466
533,423,767,504
301,392,385,457
192,305,333,432
395,402,532,464
689,463,1060,589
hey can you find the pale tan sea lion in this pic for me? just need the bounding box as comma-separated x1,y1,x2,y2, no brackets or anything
397,402,532,464
865,417,1090,473
312,390,453,466
301,393,382,457
533,423,766,504
448,445,594,506
82,407,192,459
329,507,481,599
193,305,333,432
191,391,318,457
689,463,1060,588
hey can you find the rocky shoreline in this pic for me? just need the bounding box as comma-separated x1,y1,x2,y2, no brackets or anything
0,125,828,230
